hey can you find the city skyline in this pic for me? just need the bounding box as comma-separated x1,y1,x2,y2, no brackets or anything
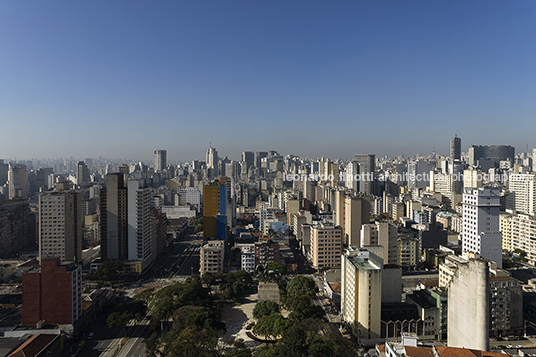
1,1,535,161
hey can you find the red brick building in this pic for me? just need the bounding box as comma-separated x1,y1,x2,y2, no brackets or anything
22,259,82,328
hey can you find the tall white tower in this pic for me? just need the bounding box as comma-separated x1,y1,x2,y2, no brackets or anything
461,187,502,268
206,145,219,176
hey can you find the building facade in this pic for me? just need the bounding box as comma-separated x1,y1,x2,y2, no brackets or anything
309,223,342,269
200,240,224,274
341,248,382,342
38,190,82,263
22,259,82,332
461,187,502,268
100,173,128,261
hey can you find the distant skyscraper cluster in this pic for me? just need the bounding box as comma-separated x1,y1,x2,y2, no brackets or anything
3,136,536,346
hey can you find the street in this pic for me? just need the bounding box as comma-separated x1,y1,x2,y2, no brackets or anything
68,232,202,357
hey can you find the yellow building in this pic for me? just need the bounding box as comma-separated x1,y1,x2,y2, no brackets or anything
500,212,513,252
203,183,222,239
341,247,383,343
309,223,342,269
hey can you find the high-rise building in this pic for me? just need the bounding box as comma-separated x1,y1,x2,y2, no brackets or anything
499,212,514,252
508,173,536,215
22,258,82,331
200,240,224,274
345,161,359,193
154,150,167,172
468,145,515,167
341,247,382,342
463,168,482,189
255,151,268,170
177,187,201,207
100,173,128,261
309,223,342,269
203,179,232,241
206,145,219,177
8,163,29,200
76,161,89,186
333,191,370,246
396,236,420,267
509,213,536,264
353,154,375,196
441,255,523,338
127,179,158,273
450,135,461,161
447,257,489,351
0,200,36,258
241,151,255,170
0,159,8,186
360,221,398,264
461,187,503,268
407,160,434,190
255,240,280,266
38,190,82,263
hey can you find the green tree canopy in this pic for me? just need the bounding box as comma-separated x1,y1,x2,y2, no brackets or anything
286,276,318,298
266,262,286,275
253,300,280,319
89,259,124,281
252,313,292,341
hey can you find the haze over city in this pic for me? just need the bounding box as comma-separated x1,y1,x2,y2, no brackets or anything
1,0,536,161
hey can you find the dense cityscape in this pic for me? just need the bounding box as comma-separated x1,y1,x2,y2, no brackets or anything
1,138,536,357
2,0,536,356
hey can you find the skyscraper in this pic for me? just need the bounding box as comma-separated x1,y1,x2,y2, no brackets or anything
127,179,158,272
8,163,29,200
353,154,375,196
206,145,219,177
38,190,82,263
241,151,255,169
508,173,536,215
341,247,382,342
76,161,89,186
255,151,268,169
461,187,502,268
446,257,489,351
100,173,128,261
154,150,167,172
450,134,461,161
468,145,515,167
0,159,8,186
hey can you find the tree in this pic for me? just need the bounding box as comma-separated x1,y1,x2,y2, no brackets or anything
162,326,219,357
225,350,252,357
307,334,335,357
253,300,280,319
253,313,291,340
277,324,308,356
144,332,160,357
266,262,286,275
134,288,155,304
154,297,175,322
201,272,216,286
89,259,124,281
286,276,318,298
184,306,225,332
107,300,147,328
284,295,325,322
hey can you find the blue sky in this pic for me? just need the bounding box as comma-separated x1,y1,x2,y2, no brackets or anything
1,0,535,162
